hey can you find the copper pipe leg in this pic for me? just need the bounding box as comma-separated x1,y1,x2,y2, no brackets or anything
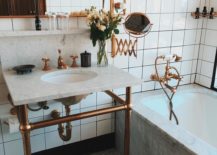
124,87,131,155
18,105,32,155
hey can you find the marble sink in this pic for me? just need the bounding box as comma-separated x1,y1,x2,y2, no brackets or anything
41,70,98,84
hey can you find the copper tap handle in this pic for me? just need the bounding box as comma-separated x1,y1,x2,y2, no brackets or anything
70,55,79,67
42,58,51,71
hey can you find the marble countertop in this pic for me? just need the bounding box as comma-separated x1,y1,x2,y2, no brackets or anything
3,65,142,106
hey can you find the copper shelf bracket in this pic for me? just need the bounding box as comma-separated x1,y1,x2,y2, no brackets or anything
111,34,137,58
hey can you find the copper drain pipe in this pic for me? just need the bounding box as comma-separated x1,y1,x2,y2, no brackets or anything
51,105,72,141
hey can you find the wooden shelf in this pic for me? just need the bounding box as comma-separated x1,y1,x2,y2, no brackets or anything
0,29,89,37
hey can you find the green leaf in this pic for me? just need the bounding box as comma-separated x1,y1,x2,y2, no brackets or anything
114,29,119,34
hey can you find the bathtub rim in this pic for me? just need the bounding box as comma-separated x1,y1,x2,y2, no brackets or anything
132,84,217,155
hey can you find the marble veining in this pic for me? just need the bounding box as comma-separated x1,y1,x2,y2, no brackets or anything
3,65,142,105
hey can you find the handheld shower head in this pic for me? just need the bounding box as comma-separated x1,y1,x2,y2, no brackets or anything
173,54,182,62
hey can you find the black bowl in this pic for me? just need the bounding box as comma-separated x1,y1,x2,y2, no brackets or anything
13,65,35,75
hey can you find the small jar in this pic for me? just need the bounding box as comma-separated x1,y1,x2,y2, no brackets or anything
80,51,91,67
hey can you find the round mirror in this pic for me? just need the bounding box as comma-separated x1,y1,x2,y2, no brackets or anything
124,12,152,37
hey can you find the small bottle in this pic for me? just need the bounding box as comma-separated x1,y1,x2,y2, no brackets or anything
202,6,207,17
35,15,42,31
209,7,214,19
195,8,200,19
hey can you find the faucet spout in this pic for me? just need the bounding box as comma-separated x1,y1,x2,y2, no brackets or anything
57,49,68,69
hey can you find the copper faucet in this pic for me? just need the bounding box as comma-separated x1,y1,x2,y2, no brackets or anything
57,49,68,69
150,54,182,125
151,54,182,93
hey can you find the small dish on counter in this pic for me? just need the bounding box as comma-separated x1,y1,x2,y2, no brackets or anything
13,64,35,75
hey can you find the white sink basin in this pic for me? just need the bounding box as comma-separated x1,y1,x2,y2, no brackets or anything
41,70,97,84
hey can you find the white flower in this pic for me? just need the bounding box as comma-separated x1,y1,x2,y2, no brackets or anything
98,25,106,31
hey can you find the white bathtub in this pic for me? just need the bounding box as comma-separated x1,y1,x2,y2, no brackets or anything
133,85,217,155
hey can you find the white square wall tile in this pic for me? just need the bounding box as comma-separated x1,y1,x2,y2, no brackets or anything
143,65,155,81
172,31,184,46
199,75,212,88
160,14,173,30
129,50,143,67
146,0,161,13
113,54,129,69
143,49,157,66
142,81,155,91
180,75,191,85
174,0,187,13
4,139,24,155
129,67,142,79
182,45,195,60
187,0,201,12
184,30,197,45
173,13,186,30
192,60,197,74
147,14,160,31
131,0,146,13
200,61,214,78
45,131,63,149
158,31,172,48
161,0,174,13
97,119,112,136
205,30,217,46
31,134,46,153
181,61,193,75
185,13,198,29
202,46,216,62
81,122,96,140
144,32,158,49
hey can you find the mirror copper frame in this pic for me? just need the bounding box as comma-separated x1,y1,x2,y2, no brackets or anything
211,48,217,91
124,12,152,38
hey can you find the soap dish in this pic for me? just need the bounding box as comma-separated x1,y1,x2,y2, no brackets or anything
13,65,35,75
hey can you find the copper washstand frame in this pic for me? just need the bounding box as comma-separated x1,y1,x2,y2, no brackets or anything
14,87,132,155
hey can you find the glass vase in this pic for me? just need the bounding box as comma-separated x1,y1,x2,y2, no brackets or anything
97,40,108,67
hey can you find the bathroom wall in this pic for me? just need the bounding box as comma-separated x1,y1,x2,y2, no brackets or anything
196,0,217,88
0,0,209,155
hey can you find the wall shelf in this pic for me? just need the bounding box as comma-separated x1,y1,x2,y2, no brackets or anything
0,29,89,37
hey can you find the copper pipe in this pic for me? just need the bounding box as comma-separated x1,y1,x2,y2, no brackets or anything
124,87,131,155
105,90,125,104
18,105,31,155
31,104,127,130
51,105,72,141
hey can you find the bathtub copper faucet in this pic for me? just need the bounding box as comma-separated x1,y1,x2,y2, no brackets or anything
150,54,182,93
150,54,182,125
